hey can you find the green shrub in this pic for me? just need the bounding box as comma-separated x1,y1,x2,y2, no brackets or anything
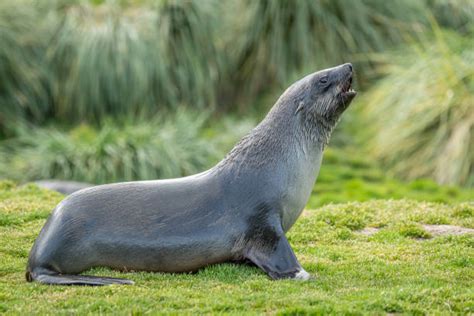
227,0,428,94
0,110,258,184
0,111,222,184
361,28,474,187
426,0,474,33
49,0,219,121
0,1,50,135
1,0,471,129
0,0,219,128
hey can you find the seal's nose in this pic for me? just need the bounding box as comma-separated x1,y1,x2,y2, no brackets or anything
345,63,353,72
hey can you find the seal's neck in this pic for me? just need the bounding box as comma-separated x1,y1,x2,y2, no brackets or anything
216,100,336,171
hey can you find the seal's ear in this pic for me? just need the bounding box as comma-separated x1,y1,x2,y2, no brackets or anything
295,101,304,115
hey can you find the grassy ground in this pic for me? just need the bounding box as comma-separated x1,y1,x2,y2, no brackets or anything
308,147,474,208
0,181,473,314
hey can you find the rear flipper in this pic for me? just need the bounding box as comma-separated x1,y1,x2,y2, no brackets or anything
26,268,134,286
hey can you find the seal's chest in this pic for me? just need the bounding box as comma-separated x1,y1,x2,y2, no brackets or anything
280,155,322,232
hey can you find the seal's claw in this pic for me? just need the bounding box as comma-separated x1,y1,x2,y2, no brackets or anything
294,269,312,281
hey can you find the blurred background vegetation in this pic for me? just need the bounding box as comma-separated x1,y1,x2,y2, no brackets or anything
0,0,473,206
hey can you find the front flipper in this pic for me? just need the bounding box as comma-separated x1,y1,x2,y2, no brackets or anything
244,230,311,280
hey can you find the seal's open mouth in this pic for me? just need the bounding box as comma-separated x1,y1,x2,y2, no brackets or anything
341,76,356,94
340,75,357,101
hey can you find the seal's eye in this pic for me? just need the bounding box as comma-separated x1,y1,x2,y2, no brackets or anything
319,76,328,84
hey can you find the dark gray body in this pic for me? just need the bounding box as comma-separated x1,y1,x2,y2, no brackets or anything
26,63,356,285
34,180,93,195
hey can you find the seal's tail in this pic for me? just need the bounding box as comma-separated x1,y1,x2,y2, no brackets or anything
26,268,134,286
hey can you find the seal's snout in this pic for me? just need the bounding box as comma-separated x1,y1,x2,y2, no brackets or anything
344,63,353,72
340,63,353,83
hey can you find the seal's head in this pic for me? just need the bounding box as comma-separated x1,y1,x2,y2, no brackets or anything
288,63,357,125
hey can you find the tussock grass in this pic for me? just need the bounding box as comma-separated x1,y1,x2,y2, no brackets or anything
48,0,218,121
361,28,474,187
0,112,222,184
0,1,50,134
427,0,474,33
0,111,256,184
0,181,473,314
228,0,428,94
2,0,469,129
0,0,219,127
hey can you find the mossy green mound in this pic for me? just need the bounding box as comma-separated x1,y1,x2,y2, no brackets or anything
0,181,473,314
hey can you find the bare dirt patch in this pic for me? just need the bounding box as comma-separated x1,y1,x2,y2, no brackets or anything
422,224,474,236
358,225,474,237
358,227,379,236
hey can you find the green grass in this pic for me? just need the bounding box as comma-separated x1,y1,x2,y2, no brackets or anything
0,181,473,314
308,147,474,208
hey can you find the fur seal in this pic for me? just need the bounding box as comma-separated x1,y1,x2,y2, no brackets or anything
26,63,356,285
